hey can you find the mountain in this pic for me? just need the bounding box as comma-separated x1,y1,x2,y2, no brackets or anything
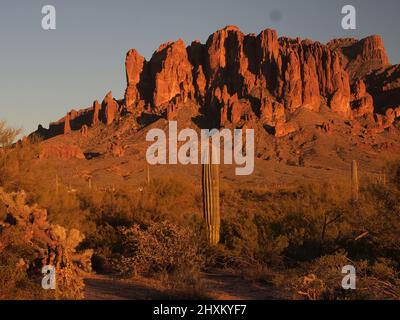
29,26,400,188
34,26,399,137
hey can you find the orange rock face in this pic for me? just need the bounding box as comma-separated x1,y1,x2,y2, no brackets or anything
64,113,71,134
124,26,366,124
102,91,119,126
328,35,389,79
125,49,146,112
260,97,285,126
150,39,194,108
351,80,374,117
366,65,400,113
92,100,101,126
80,124,89,137
34,26,400,140
275,121,299,137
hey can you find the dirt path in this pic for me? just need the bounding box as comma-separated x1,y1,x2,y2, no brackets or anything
84,273,283,300
83,274,168,300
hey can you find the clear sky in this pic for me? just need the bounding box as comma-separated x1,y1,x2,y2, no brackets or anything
1,0,399,136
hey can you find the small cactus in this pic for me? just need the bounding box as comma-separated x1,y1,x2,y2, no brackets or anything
351,160,359,202
202,160,220,245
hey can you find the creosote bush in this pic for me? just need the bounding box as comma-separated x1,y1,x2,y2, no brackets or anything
115,221,204,278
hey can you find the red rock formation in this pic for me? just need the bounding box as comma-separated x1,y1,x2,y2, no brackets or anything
275,121,299,137
34,26,400,141
366,64,400,113
301,49,321,112
149,39,194,108
395,106,400,118
328,35,389,79
360,36,388,63
125,49,146,112
92,100,101,126
166,103,177,120
64,113,71,134
117,26,395,128
351,79,374,117
102,91,119,125
317,121,334,134
260,97,285,126
80,124,89,137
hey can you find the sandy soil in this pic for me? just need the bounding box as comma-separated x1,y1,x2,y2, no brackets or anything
83,272,285,300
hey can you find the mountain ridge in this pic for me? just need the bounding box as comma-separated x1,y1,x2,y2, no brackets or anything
33,25,400,141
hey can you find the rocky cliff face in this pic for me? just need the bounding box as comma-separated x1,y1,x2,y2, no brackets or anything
35,26,400,139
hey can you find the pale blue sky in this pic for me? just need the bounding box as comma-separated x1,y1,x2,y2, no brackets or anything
1,0,399,135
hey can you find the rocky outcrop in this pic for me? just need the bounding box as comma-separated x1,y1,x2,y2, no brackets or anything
102,91,119,125
80,124,89,137
351,79,374,117
120,26,365,128
39,144,85,160
33,26,400,140
275,121,299,137
92,100,101,126
64,113,71,134
150,39,194,108
328,35,389,79
125,49,146,112
316,121,334,134
260,97,285,126
366,64,400,113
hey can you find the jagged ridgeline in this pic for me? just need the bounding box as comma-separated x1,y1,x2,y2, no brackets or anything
33,25,400,140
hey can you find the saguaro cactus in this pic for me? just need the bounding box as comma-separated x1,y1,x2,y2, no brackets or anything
202,161,221,245
351,160,359,202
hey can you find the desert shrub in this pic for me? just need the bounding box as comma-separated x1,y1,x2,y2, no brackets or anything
0,120,22,148
291,251,353,300
0,229,50,300
78,177,200,230
0,227,82,300
161,269,211,300
115,221,204,277
0,138,40,191
344,182,400,262
139,177,201,223
0,256,49,300
215,183,349,267
33,186,92,232
221,178,399,265
220,210,258,259
291,251,399,300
